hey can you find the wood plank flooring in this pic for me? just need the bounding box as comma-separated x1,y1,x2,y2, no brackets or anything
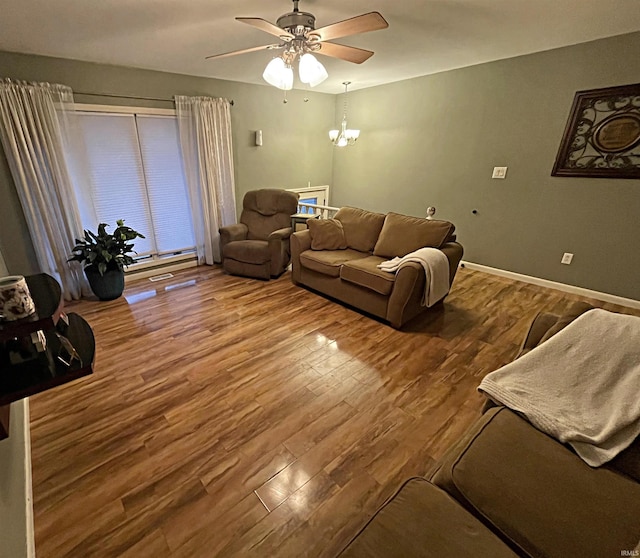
29,266,639,557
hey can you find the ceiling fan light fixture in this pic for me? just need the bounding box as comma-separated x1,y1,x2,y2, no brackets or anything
206,4,389,91
263,57,294,90
298,53,328,87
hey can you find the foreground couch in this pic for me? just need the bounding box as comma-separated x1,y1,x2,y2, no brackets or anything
339,305,640,557
290,207,463,328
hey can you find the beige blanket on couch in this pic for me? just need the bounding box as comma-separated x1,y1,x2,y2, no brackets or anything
478,309,640,467
377,247,449,307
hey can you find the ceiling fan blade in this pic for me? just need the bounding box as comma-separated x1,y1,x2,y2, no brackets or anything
310,12,388,42
316,42,374,64
206,44,282,60
236,17,293,40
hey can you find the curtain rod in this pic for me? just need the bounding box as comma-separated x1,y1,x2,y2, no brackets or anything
74,90,234,105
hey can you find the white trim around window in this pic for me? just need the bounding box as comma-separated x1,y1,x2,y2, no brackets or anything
70,103,197,274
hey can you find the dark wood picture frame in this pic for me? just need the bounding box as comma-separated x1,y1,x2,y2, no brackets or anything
552,83,640,179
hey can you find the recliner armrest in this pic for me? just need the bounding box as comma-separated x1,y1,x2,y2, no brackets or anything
268,227,293,241
219,223,248,244
267,227,294,278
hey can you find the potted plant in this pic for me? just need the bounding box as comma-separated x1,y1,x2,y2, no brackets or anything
68,219,145,301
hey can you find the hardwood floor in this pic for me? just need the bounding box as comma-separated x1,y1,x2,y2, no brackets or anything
29,266,639,557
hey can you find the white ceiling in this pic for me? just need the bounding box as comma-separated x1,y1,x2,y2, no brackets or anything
2,0,640,94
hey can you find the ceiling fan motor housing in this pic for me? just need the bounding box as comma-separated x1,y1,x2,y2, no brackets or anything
277,11,316,36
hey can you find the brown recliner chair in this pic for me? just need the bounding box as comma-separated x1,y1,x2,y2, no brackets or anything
219,189,299,279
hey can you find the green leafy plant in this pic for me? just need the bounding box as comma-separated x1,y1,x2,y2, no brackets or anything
68,219,145,276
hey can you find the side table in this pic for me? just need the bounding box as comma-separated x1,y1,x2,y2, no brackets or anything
0,273,95,439
291,212,321,232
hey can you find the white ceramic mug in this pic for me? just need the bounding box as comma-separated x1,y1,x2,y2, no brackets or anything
0,275,36,321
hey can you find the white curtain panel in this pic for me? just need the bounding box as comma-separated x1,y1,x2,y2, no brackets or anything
0,79,88,300
175,95,237,264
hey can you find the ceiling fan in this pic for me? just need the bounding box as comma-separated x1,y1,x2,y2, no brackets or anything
206,0,388,90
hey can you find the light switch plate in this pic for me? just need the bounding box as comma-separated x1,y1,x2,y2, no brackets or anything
492,166,508,179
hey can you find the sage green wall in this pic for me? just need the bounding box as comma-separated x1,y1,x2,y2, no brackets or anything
2,33,640,300
0,51,335,275
332,32,640,300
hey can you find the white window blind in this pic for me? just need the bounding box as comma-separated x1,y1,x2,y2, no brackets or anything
75,111,195,262
136,115,194,255
78,113,154,256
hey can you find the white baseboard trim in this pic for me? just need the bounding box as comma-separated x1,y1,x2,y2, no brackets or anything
460,261,640,310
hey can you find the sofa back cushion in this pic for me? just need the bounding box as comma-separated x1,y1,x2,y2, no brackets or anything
373,213,455,258
308,218,348,250
334,207,386,253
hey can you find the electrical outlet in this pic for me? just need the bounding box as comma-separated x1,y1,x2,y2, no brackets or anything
561,252,574,265
492,166,508,179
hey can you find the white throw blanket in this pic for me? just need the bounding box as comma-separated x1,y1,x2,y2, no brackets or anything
478,309,640,467
376,247,449,307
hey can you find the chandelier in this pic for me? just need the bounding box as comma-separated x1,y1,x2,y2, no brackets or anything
329,82,360,147
262,47,328,90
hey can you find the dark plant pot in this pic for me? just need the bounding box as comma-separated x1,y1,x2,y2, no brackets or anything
84,265,125,301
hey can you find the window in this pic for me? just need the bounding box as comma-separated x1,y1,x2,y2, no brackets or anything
287,185,331,214
298,196,318,214
72,106,195,268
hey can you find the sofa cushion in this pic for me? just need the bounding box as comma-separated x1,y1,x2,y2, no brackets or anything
223,240,270,264
334,207,386,253
308,218,347,250
431,407,640,558
373,213,455,258
299,249,367,278
340,256,395,296
339,477,517,558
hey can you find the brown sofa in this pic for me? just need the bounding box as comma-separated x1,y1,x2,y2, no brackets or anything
290,207,464,329
339,305,640,557
219,189,299,280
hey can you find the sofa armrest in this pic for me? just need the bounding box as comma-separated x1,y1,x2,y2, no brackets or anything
290,230,311,284
482,301,596,412
387,262,424,329
517,312,560,358
440,241,464,285
268,227,293,241
517,301,595,359
291,229,311,251
386,243,463,329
